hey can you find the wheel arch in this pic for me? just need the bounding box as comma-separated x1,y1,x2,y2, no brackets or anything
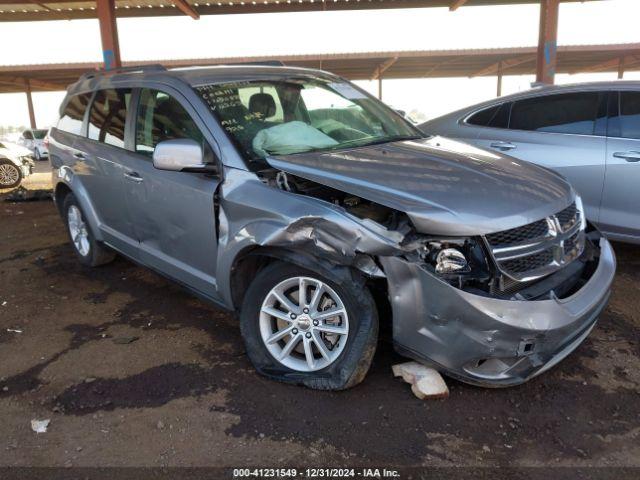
53,176,104,242
228,246,376,313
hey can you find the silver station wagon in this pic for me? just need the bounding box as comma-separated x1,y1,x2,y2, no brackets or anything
50,65,615,389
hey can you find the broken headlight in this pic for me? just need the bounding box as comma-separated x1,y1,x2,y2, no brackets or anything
418,237,491,288
435,248,469,274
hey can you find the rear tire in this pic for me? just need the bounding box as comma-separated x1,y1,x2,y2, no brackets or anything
0,159,22,189
63,193,116,267
34,149,42,161
240,260,378,390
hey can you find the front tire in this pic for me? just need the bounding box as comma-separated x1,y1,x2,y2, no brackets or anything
0,160,22,189
63,193,116,267
240,261,378,390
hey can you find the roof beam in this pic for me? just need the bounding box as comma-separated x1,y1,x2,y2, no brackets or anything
0,76,62,91
173,0,200,19
371,56,399,80
570,54,640,74
449,0,468,11
470,55,535,77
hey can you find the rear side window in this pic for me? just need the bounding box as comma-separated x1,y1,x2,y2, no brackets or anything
57,93,92,136
88,89,132,148
135,89,204,156
609,91,640,140
510,93,600,135
466,103,510,129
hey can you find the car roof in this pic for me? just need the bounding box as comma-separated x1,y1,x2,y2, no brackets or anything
66,64,340,96
429,80,640,122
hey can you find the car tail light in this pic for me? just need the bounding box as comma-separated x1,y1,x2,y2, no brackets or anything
43,134,50,149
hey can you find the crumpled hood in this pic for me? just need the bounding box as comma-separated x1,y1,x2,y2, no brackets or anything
266,136,574,236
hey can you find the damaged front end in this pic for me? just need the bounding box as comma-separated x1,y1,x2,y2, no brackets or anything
381,225,615,387
218,153,615,387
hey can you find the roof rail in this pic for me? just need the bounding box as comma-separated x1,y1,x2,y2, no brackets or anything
79,64,167,81
220,60,285,67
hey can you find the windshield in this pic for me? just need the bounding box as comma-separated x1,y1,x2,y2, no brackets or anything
33,129,48,139
196,77,420,161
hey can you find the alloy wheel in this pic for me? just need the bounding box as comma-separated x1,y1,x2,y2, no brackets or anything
259,276,349,372
67,205,90,256
0,163,19,187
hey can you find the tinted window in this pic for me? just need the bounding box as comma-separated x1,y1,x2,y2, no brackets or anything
57,93,92,135
610,91,640,140
135,89,204,156
510,93,600,135
88,89,131,148
22,130,34,140
467,103,510,128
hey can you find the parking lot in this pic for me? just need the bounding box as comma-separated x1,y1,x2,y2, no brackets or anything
1,197,639,470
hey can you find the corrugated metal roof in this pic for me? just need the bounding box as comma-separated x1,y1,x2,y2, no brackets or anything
1,42,638,93
0,0,601,22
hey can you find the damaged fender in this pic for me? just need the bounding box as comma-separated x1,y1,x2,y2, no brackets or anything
215,168,412,308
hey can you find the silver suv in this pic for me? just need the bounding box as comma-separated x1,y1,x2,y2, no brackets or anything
420,82,640,244
50,65,615,389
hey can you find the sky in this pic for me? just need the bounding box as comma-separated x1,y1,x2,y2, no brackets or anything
0,0,639,128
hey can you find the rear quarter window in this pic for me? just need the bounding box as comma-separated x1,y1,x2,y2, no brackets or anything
57,93,92,136
466,103,510,129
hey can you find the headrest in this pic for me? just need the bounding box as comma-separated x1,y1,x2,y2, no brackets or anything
249,93,276,119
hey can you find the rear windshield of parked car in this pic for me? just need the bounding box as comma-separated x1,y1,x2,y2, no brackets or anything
195,77,420,162
33,129,48,139
57,93,92,136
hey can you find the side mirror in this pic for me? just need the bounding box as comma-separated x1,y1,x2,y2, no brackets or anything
153,139,208,172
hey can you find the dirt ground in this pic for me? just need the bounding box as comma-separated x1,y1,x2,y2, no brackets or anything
1,198,639,474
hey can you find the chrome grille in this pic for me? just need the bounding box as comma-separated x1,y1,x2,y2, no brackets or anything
484,201,584,282
501,249,555,274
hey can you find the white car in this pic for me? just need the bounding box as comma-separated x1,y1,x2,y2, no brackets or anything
0,141,34,189
18,128,49,161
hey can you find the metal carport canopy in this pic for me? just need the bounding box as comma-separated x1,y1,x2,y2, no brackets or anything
0,43,637,94
0,0,598,21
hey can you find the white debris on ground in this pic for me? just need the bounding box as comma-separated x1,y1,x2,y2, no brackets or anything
392,361,449,400
30,419,50,433
7,328,22,334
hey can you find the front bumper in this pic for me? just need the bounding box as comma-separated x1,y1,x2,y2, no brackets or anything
380,235,616,387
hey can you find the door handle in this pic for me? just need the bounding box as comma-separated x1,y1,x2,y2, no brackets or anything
613,151,640,162
490,141,517,151
124,171,144,183
73,152,86,160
